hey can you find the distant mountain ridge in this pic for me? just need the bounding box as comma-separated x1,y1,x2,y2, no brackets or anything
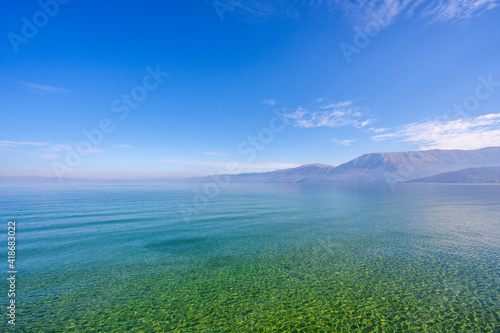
185,163,336,184
407,167,500,183
2,147,500,184
324,147,500,183
194,147,500,184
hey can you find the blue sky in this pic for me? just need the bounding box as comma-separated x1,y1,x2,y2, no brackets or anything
1,0,500,178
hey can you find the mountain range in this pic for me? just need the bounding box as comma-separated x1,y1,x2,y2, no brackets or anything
1,147,500,184
187,147,500,184
408,166,500,183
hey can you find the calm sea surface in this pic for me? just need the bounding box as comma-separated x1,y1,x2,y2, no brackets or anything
1,183,499,332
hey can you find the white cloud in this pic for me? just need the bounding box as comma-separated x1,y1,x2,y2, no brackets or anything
210,0,498,38
117,144,133,149
204,151,228,156
43,144,103,153
0,140,105,155
261,99,277,106
422,0,498,22
337,0,498,26
233,0,497,24
285,100,372,128
41,144,72,152
0,140,50,147
336,0,405,26
332,138,356,146
319,101,356,110
19,82,70,95
357,119,375,128
163,159,300,170
368,127,389,133
372,113,500,150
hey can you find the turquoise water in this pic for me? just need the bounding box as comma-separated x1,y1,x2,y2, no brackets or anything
1,183,499,332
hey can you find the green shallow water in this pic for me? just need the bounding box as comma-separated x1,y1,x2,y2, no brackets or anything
1,183,499,332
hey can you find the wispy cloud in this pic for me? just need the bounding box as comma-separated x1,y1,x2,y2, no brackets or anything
42,144,103,153
336,0,404,26
117,144,133,149
0,140,50,147
372,113,500,150
163,159,300,170
285,100,373,128
261,99,277,106
422,0,498,23
228,0,498,24
368,127,389,133
204,151,228,156
214,1,276,19
0,140,105,155
337,0,498,26
332,138,356,146
19,82,70,95
41,144,72,152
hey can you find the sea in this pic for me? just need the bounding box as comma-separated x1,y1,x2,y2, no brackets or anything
1,183,499,332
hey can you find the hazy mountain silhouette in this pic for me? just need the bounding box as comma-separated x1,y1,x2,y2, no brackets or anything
192,147,500,184
407,166,500,183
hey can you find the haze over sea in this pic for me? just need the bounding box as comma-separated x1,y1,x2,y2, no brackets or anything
1,183,499,332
